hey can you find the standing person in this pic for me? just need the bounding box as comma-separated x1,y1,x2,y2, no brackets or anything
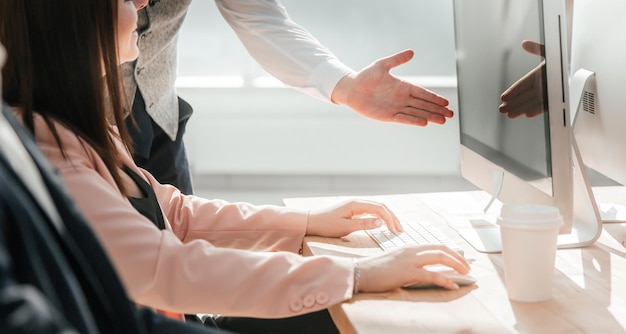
0,43,223,334
1,0,471,332
125,0,455,194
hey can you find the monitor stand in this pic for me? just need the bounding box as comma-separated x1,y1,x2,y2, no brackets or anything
571,69,626,224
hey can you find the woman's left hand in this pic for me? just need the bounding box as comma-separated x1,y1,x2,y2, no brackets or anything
305,199,402,237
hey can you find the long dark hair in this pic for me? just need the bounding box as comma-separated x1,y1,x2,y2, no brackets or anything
0,0,132,194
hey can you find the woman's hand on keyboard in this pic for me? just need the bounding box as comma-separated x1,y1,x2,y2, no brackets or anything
357,245,471,291
306,199,403,237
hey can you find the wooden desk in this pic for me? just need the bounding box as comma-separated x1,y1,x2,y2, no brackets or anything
284,188,626,334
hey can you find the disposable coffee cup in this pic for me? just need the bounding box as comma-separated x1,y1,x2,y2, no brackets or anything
497,204,563,302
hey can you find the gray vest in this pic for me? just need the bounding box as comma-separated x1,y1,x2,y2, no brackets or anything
122,0,193,140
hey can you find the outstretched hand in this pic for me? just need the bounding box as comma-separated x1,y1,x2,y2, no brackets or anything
499,40,547,119
331,49,454,127
305,199,403,237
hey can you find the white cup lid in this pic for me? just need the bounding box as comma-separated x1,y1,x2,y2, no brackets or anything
497,204,563,230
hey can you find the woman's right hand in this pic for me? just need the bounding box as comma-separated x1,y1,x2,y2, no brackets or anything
356,245,471,292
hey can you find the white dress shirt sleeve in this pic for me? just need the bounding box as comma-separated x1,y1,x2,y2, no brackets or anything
215,0,355,101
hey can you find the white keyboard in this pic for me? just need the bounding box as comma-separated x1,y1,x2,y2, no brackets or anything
366,220,464,255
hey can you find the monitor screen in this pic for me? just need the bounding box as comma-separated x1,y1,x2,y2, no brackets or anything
454,0,552,196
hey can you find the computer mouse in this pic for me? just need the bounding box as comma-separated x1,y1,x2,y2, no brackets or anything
403,270,477,289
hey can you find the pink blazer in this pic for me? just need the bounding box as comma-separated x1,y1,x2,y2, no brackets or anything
24,113,353,318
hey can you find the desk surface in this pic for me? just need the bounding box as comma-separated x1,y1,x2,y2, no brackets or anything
284,188,626,334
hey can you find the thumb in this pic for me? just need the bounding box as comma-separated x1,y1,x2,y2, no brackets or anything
377,49,414,71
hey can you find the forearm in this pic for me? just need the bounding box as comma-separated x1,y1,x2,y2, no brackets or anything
143,168,308,252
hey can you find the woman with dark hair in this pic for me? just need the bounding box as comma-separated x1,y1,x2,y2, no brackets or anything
0,0,470,332
0,38,227,334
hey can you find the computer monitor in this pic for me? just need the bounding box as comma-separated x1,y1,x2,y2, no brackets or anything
451,0,602,253
569,0,626,222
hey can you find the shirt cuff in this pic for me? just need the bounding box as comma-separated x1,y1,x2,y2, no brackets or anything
307,58,354,102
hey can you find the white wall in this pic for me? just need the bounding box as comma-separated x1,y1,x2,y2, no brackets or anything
179,81,459,175
176,0,460,176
